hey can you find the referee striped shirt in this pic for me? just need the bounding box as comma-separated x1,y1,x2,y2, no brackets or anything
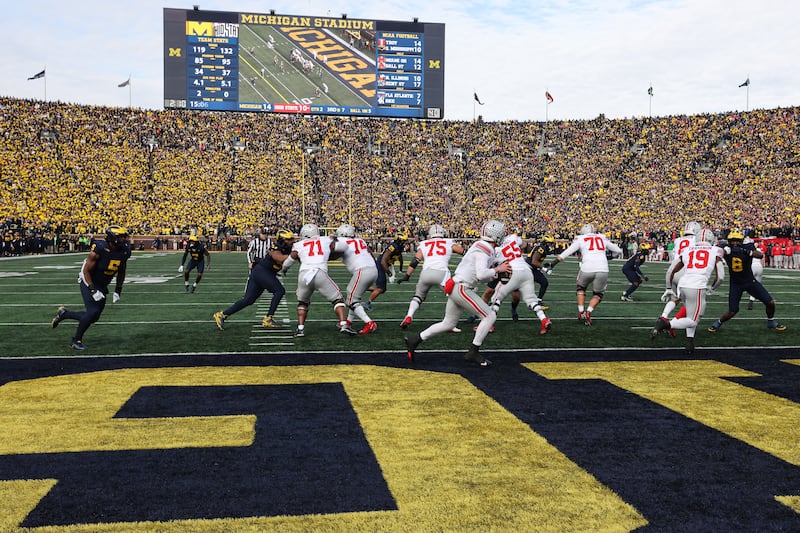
247,236,271,264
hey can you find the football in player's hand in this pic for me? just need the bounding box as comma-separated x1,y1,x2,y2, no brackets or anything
498,270,512,284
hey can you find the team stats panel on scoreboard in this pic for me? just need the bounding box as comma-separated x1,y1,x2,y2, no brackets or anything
164,8,445,119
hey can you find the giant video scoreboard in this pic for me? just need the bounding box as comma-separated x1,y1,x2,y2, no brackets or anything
163,8,445,119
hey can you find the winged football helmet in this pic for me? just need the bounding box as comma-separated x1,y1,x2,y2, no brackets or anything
727,230,745,242
105,225,129,247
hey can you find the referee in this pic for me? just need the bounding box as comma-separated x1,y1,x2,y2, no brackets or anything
247,227,271,270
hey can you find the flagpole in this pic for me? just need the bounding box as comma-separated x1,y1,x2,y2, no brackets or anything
745,73,749,112
128,74,132,108
472,88,476,122
44,66,47,101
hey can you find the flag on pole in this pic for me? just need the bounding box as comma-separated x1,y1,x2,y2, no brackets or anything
647,85,654,96
473,92,484,105
738,78,750,88
545,91,554,103
118,77,131,88
27,69,45,80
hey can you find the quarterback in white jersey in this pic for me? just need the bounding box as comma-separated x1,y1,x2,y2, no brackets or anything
490,234,551,334
551,224,623,325
652,228,724,353
404,219,511,367
398,224,464,329
333,224,379,334
282,223,356,337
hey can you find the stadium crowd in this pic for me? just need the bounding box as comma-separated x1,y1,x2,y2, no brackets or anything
2,96,799,255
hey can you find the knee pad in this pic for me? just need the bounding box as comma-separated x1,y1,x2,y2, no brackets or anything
297,301,310,312
592,291,605,301
412,295,424,305
333,300,346,310
576,286,586,296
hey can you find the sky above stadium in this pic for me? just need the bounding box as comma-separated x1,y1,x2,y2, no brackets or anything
3,0,799,122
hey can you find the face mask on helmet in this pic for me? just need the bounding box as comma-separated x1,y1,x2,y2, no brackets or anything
480,220,506,243
579,224,595,235
336,224,356,238
299,223,320,239
428,224,445,239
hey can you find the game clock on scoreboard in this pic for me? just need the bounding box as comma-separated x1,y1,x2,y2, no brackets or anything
164,7,444,119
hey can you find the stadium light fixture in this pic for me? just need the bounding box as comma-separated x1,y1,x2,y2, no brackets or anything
341,13,347,19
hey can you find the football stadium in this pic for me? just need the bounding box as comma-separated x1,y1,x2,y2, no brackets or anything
2,4,800,532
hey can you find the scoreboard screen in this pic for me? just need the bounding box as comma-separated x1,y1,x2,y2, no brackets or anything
163,8,445,119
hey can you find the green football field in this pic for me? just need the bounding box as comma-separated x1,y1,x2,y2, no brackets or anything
2,250,798,357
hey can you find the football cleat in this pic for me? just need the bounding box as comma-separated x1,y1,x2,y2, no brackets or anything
747,299,754,310
621,294,634,302
400,316,413,329
651,316,670,339
295,327,305,337
340,325,358,336
185,285,190,293
577,311,586,322
190,286,196,293
473,325,495,333
539,317,552,335
511,308,519,321
70,339,87,351
768,320,787,331
51,306,67,329
362,300,373,311
583,311,593,326
686,337,695,355
668,327,677,338
449,327,462,333
213,311,226,331
464,344,491,366
405,332,422,361
262,315,278,328
707,320,721,333
359,321,378,335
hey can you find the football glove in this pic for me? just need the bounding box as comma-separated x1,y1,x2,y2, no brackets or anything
543,267,553,275
660,288,674,302
642,275,649,282
706,287,715,296
178,265,184,273
723,246,731,255
388,274,396,284
397,274,411,284
89,286,105,302
112,292,121,303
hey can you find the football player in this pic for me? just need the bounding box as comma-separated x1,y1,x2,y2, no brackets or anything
363,232,408,310
281,223,357,337
51,226,131,350
548,223,623,325
658,221,702,324
179,234,211,293
652,229,725,354
214,230,294,331
398,224,465,330
333,224,379,334
707,230,786,333
525,235,555,311
404,219,511,367
490,233,552,334
620,243,651,301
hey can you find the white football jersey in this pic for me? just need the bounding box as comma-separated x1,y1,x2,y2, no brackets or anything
677,243,724,289
417,237,456,272
292,236,334,271
558,232,622,273
495,234,527,269
334,237,375,273
452,240,496,287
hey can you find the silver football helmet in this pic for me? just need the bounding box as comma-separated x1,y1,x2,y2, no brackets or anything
579,223,595,235
428,224,446,238
698,228,716,245
299,223,320,239
480,220,506,243
684,221,702,236
336,224,356,238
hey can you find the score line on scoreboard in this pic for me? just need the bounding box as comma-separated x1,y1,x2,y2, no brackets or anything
163,8,445,119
